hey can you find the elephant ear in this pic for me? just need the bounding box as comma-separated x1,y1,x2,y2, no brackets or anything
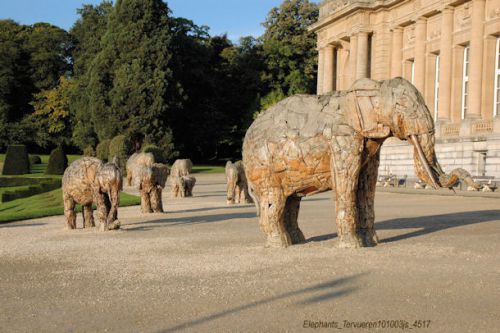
347,78,390,139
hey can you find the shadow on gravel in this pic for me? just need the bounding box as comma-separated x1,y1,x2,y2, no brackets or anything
307,210,500,244
378,210,500,243
160,274,364,333
127,212,257,230
0,223,47,228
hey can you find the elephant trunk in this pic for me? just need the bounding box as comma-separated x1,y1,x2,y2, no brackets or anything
410,134,480,190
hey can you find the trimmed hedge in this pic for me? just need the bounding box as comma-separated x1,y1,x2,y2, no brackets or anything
142,144,167,164
45,147,68,175
29,155,42,165
96,139,111,162
108,135,131,174
0,177,61,202
2,145,30,175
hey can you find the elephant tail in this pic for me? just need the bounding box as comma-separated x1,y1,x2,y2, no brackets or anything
248,183,260,217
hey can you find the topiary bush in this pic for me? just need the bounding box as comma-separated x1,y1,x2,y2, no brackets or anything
83,146,95,157
108,135,132,174
1,177,61,202
2,145,30,175
142,144,167,164
29,155,42,165
96,139,111,162
45,146,68,175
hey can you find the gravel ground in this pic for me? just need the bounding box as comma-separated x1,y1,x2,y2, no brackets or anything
0,173,499,333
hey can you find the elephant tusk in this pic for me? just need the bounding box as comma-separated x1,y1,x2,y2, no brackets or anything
410,135,440,189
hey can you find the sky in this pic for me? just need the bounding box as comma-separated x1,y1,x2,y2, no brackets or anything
0,0,307,41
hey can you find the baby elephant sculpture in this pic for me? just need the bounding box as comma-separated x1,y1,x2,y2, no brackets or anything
225,160,252,204
243,77,479,248
126,152,154,186
136,163,170,213
171,175,196,198
62,157,122,231
170,159,193,177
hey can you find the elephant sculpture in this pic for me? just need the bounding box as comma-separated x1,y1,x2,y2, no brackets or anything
62,157,122,231
242,77,479,248
136,163,170,213
126,152,154,186
170,159,193,177
225,160,252,204
171,175,196,198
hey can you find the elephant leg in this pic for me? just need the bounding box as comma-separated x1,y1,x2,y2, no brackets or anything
107,190,120,230
284,196,305,244
63,195,76,230
331,135,364,248
235,184,242,204
357,151,380,247
141,189,153,213
151,187,164,213
94,190,110,231
259,188,291,248
243,185,253,204
83,204,95,228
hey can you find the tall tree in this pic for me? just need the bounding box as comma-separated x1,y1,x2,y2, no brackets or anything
70,1,112,149
86,0,178,151
260,0,318,108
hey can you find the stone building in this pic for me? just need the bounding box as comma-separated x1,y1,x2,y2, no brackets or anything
310,0,500,179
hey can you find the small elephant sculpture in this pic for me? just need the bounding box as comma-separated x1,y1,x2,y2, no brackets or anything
62,157,122,231
126,152,154,186
225,160,252,204
171,175,196,198
170,159,193,177
243,77,479,248
136,163,170,213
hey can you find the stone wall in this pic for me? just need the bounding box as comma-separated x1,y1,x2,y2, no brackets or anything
379,136,500,180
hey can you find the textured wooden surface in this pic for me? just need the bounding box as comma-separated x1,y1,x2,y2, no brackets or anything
225,161,252,204
243,78,478,248
62,157,122,231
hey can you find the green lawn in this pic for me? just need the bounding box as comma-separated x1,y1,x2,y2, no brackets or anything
192,165,225,173
0,188,140,223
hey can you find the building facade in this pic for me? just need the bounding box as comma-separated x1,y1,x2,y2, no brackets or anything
310,0,500,178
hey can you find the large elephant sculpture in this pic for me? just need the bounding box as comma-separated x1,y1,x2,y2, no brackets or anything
62,157,122,231
242,77,479,248
126,152,154,186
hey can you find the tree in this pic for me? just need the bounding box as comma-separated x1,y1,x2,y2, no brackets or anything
70,1,113,149
260,0,318,108
86,0,178,153
30,76,75,147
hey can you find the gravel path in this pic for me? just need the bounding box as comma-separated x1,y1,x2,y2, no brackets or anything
0,173,499,332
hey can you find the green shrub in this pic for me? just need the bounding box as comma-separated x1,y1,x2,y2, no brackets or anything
83,146,95,157
1,178,61,202
29,155,42,165
108,135,131,174
96,139,111,162
142,144,167,164
2,145,30,175
45,147,68,175
0,177,37,187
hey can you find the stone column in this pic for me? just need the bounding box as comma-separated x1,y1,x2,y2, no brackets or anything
391,27,403,77
317,47,325,95
349,34,358,86
323,45,335,93
467,0,486,119
414,18,427,93
356,31,369,79
437,7,454,122
336,47,344,90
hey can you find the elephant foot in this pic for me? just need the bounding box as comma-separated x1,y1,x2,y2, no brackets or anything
226,200,234,205
288,228,306,245
266,232,292,248
359,229,379,247
98,220,120,231
336,233,364,249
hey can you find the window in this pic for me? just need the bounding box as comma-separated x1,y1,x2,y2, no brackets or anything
434,55,440,121
411,61,415,84
494,38,500,116
461,45,470,120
